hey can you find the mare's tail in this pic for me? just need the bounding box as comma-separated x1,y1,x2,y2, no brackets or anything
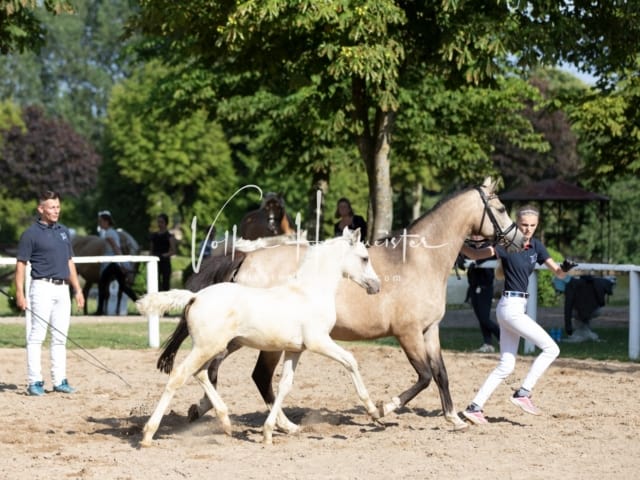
135,289,196,317
156,303,194,374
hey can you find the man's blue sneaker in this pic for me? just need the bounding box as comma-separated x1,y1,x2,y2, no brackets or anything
53,379,75,394
27,381,45,396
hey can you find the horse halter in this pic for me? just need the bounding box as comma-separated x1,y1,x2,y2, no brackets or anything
474,186,518,249
265,199,281,235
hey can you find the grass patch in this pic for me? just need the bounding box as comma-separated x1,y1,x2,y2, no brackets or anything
361,327,636,362
2,322,633,362
0,321,181,349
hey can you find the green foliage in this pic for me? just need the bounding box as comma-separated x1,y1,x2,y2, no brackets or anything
105,61,240,245
0,0,73,54
393,73,549,192
568,68,640,186
0,98,24,133
0,105,100,201
0,187,35,244
602,176,640,264
537,246,564,308
0,0,136,142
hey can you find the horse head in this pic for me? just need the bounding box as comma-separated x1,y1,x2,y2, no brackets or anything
473,176,527,252
239,192,295,240
339,227,381,295
261,192,286,235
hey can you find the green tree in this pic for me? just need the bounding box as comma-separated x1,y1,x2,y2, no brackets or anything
0,0,72,53
567,68,640,188
104,61,239,248
129,1,640,242
0,0,136,142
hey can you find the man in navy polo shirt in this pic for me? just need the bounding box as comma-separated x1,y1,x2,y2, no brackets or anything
15,190,85,396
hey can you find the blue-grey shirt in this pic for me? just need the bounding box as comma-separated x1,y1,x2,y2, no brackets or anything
17,220,74,280
496,238,550,293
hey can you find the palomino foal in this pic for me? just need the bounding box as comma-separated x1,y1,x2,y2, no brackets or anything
137,228,380,446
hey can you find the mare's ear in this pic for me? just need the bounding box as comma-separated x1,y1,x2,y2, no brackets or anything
347,227,361,245
481,176,499,195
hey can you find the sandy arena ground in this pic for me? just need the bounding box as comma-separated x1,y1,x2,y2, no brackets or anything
1,309,639,480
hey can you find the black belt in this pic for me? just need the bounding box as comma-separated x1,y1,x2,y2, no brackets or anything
35,278,68,285
503,290,529,298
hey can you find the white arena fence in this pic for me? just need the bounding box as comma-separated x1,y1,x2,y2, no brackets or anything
468,260,640,360
3,256,639,359
0,255,161,348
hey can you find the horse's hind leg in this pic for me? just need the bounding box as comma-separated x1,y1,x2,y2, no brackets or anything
379,330,434,416
141,349,212,446
193,369,232,436
387,328,466,430
263,352,300,444
82,282,92,315
424,325,467,430
253,351,298,433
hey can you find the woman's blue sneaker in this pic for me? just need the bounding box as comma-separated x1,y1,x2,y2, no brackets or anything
53,379,75,394
27,381,45,396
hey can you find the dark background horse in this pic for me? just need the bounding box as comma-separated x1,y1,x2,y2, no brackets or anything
238,192,295,240
72,229,140,314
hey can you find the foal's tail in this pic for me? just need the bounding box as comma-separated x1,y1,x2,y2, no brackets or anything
135,289,196,317
156,303,194,374
135,290,197,374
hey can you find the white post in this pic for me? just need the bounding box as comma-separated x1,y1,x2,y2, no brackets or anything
146,258,160,348
629,271,640,360
524,272,538,354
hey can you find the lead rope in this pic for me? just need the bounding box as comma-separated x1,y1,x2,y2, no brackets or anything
0,287,131,387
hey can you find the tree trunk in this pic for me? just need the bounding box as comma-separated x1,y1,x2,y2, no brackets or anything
412,181,423,221
367,108,395,242
352,77,395,243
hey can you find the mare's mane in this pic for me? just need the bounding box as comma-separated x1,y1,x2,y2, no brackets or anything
375,185,475,243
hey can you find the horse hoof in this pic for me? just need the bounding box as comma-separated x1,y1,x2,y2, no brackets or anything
449,415,470,431
377,396,401,417
187,404,201,422
139,438,153,448
373,418,386,428
453,421,469,431
276,421,299,434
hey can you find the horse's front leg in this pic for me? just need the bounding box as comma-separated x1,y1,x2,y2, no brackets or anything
263,351,300,444
308,337,381,423
379,330,434,417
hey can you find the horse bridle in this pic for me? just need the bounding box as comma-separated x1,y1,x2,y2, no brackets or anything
265,199,281,235
475,186,519,249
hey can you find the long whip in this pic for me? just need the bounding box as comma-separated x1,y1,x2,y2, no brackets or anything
0,287,132,387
